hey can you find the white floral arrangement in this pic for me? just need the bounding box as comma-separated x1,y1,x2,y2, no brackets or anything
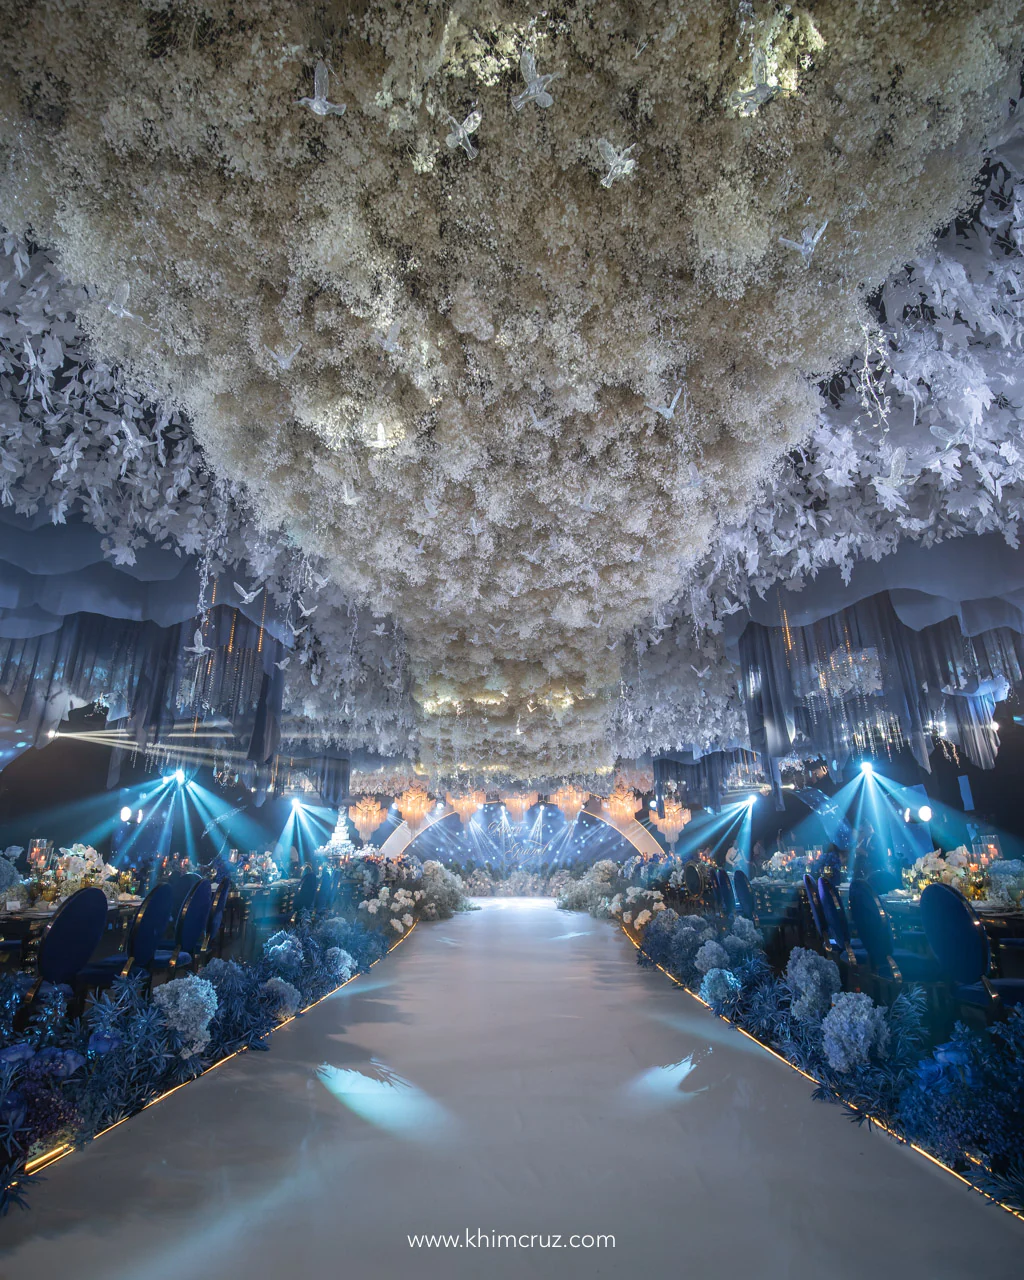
152,974,219,1059
821,991,890,1073
53,844,121,904
612,884,666,927
909,847,969,887
2,5,1020,779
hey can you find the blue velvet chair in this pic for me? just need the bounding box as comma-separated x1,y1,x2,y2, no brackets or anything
715,867,735,919
683,862,704,900
848,879,940,984
26,887,109,1001
77,882,174,988
732,868,756,920
167,872,201,929
204,877,232,957
152,878,213,976
313,868,334,916
817,876,868,968
919,883,1024,1013
291,869,317,921
803,872,826,943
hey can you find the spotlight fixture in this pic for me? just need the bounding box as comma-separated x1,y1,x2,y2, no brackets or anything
859,762,874,776
918,805,932,822
746,794,757,807
174,768,185,784
291,796,302,811
119,806,132,822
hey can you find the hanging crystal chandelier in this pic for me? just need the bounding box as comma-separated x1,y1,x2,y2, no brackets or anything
348,795,386,844
446,789,486,826
397,784,433,833
550,784,588,824
603,781,641,829
501,790,539,825
653,797,692,847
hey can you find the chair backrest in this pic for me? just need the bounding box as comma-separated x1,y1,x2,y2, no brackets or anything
169,872,201,929
37,887,109,986
817,876,851,949
207,877,232,940
716,868,735,916
323,869,339,912
920,883,991,985
803,872,825,938
128,882,174,969
733,868,755,919
683,862,704,896
868,868,900,895
314,868,333,913
848,879,895,972
293,869,317,915
177,879,213,955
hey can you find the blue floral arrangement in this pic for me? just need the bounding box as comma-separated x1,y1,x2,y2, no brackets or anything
0,910,389,1214
630,905,1024,1212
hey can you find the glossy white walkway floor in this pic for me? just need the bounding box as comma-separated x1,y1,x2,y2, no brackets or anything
1,899,1021,1278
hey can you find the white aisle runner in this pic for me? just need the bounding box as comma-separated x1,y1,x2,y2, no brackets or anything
1,898,1020,1279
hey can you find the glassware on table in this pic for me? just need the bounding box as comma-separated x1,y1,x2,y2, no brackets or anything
27,839,52,872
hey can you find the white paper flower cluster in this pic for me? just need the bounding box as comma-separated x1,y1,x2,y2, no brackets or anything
2,0,1021,778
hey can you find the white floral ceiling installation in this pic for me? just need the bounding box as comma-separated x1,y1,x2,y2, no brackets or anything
2,1,1024,780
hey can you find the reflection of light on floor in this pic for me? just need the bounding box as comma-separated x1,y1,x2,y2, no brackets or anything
472,897,555,911
437,936,461,946
626,1054,710,1107
316,1060,451,1138
550,930,590,940
650,1010,764,1057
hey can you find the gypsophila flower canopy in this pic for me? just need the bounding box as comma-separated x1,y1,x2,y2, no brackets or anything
1,0,1022,778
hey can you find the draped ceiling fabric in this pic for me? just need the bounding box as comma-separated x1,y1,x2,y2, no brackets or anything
738,591,1023,776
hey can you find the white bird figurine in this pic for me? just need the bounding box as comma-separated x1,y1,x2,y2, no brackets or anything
376,321,401,354
880,446,907,488
297,60,346,117
372,623,387,636
107,283,139,321
511,50,556,111
731,47,778,116
297,602,317,618
930,424,967,449
646,387,682,421
365,422,389,449
289,621,308,638
598,139,637,188
233,582,263,605
184,628,211,657
446,109,482,159
413,536,427,555
779,220,828,265
266,343,302,370
528,406,553,431
274,657,291,670
310,571,330,589
691,664,711,678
